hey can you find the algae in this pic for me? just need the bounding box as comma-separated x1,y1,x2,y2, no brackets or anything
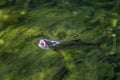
0,0,120,80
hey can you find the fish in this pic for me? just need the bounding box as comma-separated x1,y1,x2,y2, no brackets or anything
38,39,102,53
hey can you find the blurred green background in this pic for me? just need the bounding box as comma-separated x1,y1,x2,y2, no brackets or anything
0,0,120,80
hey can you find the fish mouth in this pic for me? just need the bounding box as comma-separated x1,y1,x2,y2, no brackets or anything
38,39,49,49
39,40,46,47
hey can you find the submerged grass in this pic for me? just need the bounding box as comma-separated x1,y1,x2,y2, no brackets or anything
0,0,120,80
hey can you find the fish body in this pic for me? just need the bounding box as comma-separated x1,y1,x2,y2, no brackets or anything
38,39,100,52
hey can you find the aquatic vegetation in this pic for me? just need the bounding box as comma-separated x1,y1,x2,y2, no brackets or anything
0,0,120,80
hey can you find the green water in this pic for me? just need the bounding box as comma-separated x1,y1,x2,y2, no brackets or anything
0,0,120,80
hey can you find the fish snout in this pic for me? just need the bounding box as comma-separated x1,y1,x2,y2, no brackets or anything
38,39,49,49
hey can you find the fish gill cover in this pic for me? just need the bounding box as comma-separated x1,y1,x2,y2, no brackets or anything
0,0,120,80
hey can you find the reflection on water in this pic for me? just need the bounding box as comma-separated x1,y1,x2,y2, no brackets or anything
0,0,119,80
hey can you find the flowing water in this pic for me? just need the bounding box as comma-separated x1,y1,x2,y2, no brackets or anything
0,0,120,80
